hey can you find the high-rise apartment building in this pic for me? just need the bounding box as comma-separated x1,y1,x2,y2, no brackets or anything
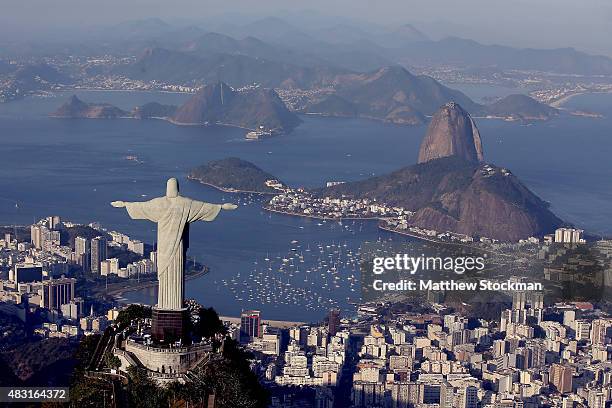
550,363,573,393
328,309,340,336
240,310,261,343
74,236,91,272
460,386,478,408
90,236,107,274
31,225,43,249
554,228,584,244
41,277,76,310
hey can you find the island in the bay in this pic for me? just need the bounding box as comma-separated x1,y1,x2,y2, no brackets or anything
188,157,285,194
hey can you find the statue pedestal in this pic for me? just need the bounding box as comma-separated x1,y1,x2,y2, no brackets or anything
152,307,188,343
118,338,212,385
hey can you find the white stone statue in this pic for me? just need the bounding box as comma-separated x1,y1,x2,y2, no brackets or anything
111,178,236,311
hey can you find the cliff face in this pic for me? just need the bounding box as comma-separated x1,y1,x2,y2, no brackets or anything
172,81,301,133
417,102,484,164
51,95,128,119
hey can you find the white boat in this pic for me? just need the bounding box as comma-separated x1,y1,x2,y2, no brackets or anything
245,129,273,140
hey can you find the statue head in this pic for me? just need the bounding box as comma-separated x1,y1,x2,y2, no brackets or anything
166,178,179,198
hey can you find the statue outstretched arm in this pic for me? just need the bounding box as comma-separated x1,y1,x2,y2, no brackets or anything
188,201,237,222
111,198,163,222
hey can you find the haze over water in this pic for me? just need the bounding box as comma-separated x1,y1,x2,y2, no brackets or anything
1,90,611,320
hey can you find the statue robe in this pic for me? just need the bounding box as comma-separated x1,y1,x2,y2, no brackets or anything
124,196,221,310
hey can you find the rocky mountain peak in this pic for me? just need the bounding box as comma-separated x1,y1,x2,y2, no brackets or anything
417,102,484,164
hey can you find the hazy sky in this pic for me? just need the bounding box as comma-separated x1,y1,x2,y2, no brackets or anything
2,0,612,55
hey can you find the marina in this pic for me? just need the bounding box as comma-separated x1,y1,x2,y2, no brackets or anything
215,229,423,317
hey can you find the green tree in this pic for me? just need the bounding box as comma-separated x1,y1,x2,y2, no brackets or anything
194,307,226,339
103,352,121,370
186,355,268,408
115,304,152,329
126,366,167,408
69,334,113,408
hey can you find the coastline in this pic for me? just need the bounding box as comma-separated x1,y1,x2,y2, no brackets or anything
50,110,294,137
377,223,442,244
550,89,612,108
163,117,255,132
378,223,515,258
263,205,385,221
187,177,280,195
68,88,194,95
551,92,587,108
378,222,479,250
303,111,425,126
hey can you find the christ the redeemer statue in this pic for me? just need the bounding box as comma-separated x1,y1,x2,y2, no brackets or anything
111,177,236,341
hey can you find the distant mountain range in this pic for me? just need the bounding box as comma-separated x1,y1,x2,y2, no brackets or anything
98,17,612,88
196,17,612,75
6,16,612,77
166,17,612,75
116,47,343,88
111,33,563,125
396,37,612,76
